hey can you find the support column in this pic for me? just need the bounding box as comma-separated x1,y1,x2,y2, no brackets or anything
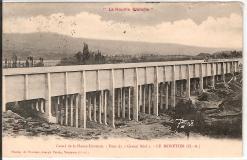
65,96,69,125
117,89,121,118
148,84,151,114
24,74,29,100
122,88,126,118
99,90,102,124
234,61,237,80
186,64,190,98
128,87,131,120
88,95,92,121
93,94,97,122
171,65,176,109
165,82,169,110
75,95,79,128
80,70,86,128
199,63,204,92
109,69,115,128
193,79,197,95
70,95,74,127
160,83,164,111
104,91,108,125
60,96,64,125
236,61,239,73
139,85,142,112
222,62,226,83
55,97,59,123
133,68,139,121
65,72,69,125
211,63,215,89
180,80,184,97
40,99,45,113
231,61,236,81
178,66,182,97
36,99,40,112
142,85,146,113
2,75,6,112
153,66,158,116
45,73,54,123
143,67,147,114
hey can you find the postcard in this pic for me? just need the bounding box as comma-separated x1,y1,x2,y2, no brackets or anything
2,1,244,159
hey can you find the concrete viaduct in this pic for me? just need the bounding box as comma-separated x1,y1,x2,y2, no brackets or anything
2,59,240,129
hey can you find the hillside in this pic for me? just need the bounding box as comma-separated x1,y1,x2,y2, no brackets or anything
3,32,234,60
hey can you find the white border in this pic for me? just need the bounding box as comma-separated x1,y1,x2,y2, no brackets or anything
2,0,246,160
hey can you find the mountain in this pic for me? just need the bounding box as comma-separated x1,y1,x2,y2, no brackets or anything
2,32,235,60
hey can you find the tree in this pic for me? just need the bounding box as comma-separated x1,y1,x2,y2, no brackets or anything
82,43,90,63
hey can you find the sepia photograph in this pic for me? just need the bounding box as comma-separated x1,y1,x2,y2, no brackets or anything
2,1,244,158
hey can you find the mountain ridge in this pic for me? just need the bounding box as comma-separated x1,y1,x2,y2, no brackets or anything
3,32,239,60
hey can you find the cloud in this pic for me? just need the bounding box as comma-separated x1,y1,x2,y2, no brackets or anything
3,11,242,48
3,2,242,25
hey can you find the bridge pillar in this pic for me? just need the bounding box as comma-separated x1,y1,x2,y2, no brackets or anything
160,83,164,112
104,90,108,125
231,61,236,81
181,80,184,97
139,85,142,113
222,62,226,83
153,66,159,116
211,76,215,89
79,71,86,128
75,95,79,128
99,90,103,124
109,69,115,128
171,65,176,109
211,63,215,89
65,96,69,126
64,72,69,125
93,94,97,122
70,95,74,127
143,67,147,114
57,97,61,124
117,88,121,118
199,63,204,93
88,95,92,121
60,96,64,125
55,97,59,123
165,82,169,110
142,85,146,113
2,75,6,112
133,68,139,121
171,81,176,108
186,64,190,98
128,87,131,120
40,100,44,113
122,88,126,118
45,73,56,123
148,84,152,114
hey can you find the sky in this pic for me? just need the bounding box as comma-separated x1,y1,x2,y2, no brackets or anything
3,2,243,49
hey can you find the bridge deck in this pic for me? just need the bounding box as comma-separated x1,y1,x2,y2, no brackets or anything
2,59,240,128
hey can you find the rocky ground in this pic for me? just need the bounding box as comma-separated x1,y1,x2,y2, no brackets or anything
3,109,197,140
2,73,242,140
175,73,242,138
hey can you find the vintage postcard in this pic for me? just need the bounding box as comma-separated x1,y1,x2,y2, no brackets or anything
2,1,244,159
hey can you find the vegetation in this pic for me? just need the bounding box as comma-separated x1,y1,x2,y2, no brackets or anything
59,43,106,65
58,43,242,66
197,50,242,59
